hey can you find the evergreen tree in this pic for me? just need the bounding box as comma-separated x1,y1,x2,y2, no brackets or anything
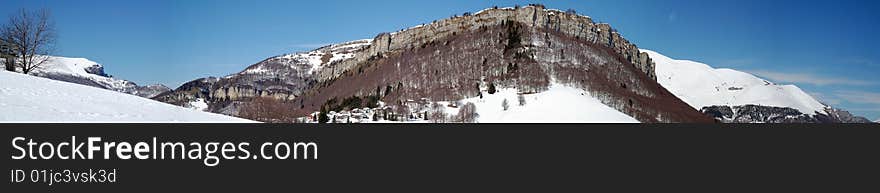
488,83,497,94
476,83,483,99
385,85,393,96
318,106,330,123
375,86,381,98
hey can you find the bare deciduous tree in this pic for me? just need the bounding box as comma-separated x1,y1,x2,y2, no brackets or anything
454,102,478,123
0,41,15,71
393,104,410,121
429,102,448,123
239,97,297,123
1,9,56,74
517,94,526,106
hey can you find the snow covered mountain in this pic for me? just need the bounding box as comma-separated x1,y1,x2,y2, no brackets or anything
241,39,372,76
0,71,252,122
157,5,713,123
24,56,170,98
642,49,826,114
154,39,373,114
642,49,872,123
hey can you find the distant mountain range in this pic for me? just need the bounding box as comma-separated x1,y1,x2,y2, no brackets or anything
3,5,872,123
643,49,872,123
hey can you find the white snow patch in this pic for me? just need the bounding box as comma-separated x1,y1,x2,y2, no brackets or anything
0,71,253,123
474,7,497,15
641,49,828,115
31,56,136,91
247,39,373,75
459,84,638,123
35,57,100,76
187,98,209,112
473,7,517,16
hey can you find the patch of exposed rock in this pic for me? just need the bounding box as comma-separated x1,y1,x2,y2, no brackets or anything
154,40,371,112
318,5,655,82
701,105,873,123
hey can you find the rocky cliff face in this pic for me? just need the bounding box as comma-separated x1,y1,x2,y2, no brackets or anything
210,39,372,102
154,77,218,106
153,39,371,113
316,6,655,82
701,105,873,123
820,108,874,123
131,84,172,99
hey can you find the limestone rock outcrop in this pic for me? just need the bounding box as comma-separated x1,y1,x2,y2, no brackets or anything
317,5,656,82
701,105,873,123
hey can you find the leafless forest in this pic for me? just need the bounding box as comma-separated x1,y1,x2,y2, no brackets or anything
290,21,712,123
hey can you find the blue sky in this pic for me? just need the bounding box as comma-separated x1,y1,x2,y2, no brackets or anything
2,0,878,120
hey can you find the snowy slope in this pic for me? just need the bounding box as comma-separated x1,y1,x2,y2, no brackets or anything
333,84,638,123
242,39,372,75
452,84,638,123
325,83,638,123
0,71,253,122
33,56,122,86
21,56,171,98
641,49,827,115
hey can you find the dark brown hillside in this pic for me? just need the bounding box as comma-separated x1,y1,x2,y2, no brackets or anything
153,5,714,122
292,21,713,123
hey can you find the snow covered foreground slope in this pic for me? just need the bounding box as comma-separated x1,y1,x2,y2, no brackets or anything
641,49,827,115
458,84,638,123
333,83,639,123
0,71,253,122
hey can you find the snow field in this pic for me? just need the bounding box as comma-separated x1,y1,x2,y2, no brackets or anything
641,49,827,115
0,71,253,123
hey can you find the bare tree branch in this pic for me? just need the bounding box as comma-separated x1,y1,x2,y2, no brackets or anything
1,8,56,74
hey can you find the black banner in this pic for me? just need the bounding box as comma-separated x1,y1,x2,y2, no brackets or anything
1,124,878,192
